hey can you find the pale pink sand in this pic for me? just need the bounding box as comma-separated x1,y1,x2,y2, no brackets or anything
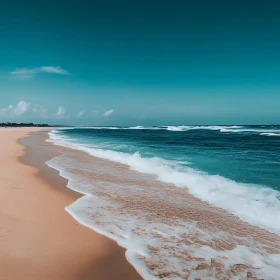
0,128,143,280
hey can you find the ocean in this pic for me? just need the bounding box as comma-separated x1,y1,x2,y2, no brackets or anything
47,125,280,279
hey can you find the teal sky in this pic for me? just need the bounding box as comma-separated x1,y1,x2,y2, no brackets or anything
0,0,280,125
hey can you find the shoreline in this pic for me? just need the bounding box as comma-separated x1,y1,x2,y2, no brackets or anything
23,129,152,279
46,128,280,279
5,127,279,279
0,128,143,280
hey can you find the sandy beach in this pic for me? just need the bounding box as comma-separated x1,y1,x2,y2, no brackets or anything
1,127,280,280
0,128,142,280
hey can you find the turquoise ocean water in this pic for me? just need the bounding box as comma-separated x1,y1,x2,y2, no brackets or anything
47,125,280,279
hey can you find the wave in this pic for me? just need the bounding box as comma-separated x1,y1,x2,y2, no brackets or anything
78,125,245,132
220,128,280,134
165,125,244,132
80,126,162,130
261,132,280,137
162,125,280,136
47,129,280,279
48,129,280,236
75,125,280,136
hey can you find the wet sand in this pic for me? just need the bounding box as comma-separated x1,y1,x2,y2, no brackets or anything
0,128,143,280
44,130,280,279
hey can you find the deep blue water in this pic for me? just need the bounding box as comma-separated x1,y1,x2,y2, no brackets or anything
59,125,280,191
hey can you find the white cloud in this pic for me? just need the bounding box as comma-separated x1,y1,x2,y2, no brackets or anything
10,66,70,80
33,105,48,118
0,102,72,121
77,111,85,118
14,101,30,116
39,66,69,75
55,106,67,118
0,101,30,117
10,68,34,80
103,109,114,117
0,105,13,117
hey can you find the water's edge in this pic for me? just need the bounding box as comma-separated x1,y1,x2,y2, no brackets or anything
20,130,146,280
45,144,155,280
45,128,280,280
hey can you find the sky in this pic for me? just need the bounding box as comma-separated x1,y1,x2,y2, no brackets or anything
0,0,280,125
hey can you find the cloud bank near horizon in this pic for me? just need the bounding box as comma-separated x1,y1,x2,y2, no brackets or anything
0,101,30,118
0,101,115,123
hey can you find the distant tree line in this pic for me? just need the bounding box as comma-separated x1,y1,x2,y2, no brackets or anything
0,122,51,127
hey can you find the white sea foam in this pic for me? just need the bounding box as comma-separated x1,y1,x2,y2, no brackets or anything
165,125,280,135
184,125,244,131
80,125,242,131
46,136,280,280
48,129,280,236
261,132,280,137
75,125,280,137
165,126,183,131
82,126,161,130
221,128,277,133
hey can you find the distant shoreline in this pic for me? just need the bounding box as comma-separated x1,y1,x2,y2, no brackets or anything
0,122,65,127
